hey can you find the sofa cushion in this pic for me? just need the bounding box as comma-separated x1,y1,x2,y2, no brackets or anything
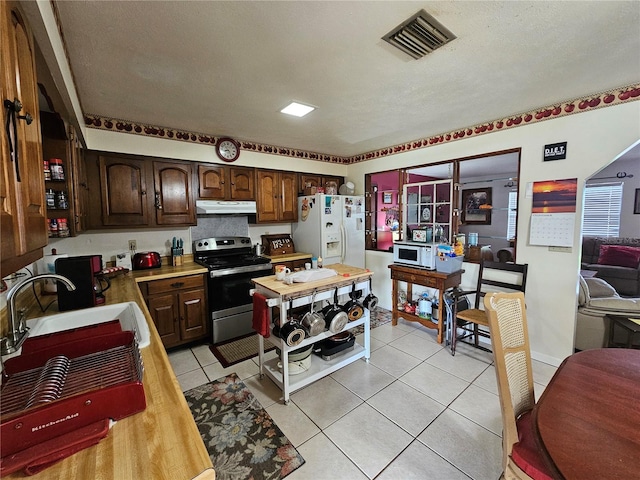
585,277,618,298
587,297,640,312
581,236,601,265
597,245,640,269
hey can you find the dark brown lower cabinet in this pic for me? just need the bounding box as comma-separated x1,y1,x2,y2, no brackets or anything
141,274,208,349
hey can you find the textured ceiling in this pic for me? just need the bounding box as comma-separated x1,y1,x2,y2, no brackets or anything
52,1,640,157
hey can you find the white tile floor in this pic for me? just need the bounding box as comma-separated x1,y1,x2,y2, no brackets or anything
169,319,557,480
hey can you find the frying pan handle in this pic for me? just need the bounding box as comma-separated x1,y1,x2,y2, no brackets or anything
310,289,317,313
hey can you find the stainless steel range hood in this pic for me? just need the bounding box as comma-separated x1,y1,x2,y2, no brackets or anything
196,200,257,215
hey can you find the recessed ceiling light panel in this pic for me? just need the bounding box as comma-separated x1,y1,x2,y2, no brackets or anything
281,102,315,117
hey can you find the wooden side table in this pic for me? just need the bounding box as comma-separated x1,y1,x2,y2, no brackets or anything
607,315,640,349
388,264,463,343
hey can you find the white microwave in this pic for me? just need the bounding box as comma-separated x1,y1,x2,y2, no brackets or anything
393,242,438,269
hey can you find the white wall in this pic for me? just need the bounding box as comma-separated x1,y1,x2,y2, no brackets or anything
586,153,640,238
348,102,640,366
85,128,349,177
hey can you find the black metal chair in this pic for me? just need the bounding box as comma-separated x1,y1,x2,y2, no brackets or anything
448,260,528,355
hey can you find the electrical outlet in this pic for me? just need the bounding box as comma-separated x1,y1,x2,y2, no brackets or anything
129,240,137,252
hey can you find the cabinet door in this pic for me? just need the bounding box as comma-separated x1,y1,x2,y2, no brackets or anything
1,2,47,274
154,160,195,225
147,293,181,348
279,172,298,222
179,288,207,341
321,176,342,189
198,164,227,199
299,174,320,194
256,170,279,223
99,155,149,226
229,166,254,200
70,127,87,234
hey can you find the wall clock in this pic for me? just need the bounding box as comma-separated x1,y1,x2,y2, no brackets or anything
412,229,427,242
216,137,240,162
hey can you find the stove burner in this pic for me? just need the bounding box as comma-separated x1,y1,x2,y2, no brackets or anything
198,254,270,270
193,236,271,272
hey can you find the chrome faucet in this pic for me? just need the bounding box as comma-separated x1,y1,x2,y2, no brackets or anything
1,274,76,355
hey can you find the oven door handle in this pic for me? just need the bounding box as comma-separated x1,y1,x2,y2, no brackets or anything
208,263,272,278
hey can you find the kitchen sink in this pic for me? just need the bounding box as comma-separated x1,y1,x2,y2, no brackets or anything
26,302,151,349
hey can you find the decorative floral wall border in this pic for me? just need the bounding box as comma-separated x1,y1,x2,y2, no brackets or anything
84,83,639,165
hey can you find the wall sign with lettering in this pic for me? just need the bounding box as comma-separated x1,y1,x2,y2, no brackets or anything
544,142,567,161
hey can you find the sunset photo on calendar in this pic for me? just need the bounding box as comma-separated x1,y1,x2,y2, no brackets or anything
532,178,578,214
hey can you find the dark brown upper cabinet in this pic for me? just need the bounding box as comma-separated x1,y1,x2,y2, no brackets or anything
198,164,254,200
256,169,297,223
85,151,196,229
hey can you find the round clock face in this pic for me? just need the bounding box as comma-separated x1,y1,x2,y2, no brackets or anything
216,138,240,162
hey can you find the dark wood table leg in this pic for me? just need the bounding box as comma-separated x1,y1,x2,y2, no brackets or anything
392,277,398,326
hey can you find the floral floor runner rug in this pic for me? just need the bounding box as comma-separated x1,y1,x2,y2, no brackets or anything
185,373,304,480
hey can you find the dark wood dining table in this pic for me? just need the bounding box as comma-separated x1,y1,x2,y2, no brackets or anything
532,348,640,480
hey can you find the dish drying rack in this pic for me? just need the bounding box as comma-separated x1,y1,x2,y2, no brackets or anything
1,328,146,476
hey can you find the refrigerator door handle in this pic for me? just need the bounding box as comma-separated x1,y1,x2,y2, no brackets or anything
340,224,346,264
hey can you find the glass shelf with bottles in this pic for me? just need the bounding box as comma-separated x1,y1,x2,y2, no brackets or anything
45,188,70,211
403,179,453,243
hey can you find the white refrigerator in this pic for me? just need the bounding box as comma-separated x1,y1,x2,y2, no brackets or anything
292,194,365,268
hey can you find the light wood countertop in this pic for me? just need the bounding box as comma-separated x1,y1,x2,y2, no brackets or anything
252,264,373,299
4,262,214,479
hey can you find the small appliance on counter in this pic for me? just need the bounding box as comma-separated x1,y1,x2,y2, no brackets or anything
132,251,162,270
392,241,438,269
55,255,110,311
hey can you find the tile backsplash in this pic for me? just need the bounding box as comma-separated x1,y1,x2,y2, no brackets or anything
191,216,249,240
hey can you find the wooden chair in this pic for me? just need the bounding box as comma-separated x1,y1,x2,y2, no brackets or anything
484,292,552,480
449,260,528,355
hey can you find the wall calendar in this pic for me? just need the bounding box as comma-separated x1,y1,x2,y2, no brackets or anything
529,178,577,247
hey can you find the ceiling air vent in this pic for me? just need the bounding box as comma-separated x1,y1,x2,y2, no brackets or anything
382,10,456,59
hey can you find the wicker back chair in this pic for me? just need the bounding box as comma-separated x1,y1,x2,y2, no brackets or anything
483,292,552,480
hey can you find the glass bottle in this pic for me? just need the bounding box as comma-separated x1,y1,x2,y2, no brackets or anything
46,189,56,209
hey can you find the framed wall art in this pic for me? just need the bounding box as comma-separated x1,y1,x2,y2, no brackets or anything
462,188,492,225
382,191,393,204
634,188,640,214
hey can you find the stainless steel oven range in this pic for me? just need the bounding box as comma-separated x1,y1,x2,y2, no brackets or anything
193,236,272,344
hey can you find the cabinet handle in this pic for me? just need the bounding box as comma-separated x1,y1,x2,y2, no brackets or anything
155,192,163,209
170,282,184,288
4,98,21,181
18,112,33,125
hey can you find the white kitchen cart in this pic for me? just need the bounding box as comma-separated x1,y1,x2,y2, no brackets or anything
252,264,373,404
